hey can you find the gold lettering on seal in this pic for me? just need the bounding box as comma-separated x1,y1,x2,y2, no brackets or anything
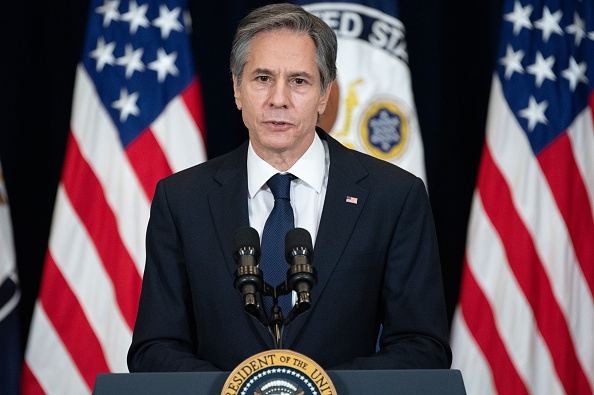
224,353,277,395
222,350,336,395
312,368,334,394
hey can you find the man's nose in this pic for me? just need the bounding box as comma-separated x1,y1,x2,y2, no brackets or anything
268,82,290,108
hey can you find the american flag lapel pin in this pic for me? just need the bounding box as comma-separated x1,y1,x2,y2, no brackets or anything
346,196,358,204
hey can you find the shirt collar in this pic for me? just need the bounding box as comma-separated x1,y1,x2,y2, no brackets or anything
247,132,326,198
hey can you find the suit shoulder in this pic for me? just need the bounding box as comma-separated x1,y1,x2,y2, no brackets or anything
323,129,421,188
346,146,423,188
166,144,246,182
157,143,246,194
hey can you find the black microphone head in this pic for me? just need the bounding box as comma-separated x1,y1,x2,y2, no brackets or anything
285,227,313,261
233,226,261,259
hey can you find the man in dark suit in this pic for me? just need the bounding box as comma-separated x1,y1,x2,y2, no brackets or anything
128,3,451,372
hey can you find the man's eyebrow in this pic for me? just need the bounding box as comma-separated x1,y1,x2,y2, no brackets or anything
252,67,274,76
250,68,315,80
287,71,315,80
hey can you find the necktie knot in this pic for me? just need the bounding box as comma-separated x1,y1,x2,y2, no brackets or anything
267,173,293,200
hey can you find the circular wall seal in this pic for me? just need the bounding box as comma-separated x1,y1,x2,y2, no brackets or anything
221,349,336,395
361,100,408,160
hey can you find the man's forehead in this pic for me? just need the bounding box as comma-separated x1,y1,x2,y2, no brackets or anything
245,31,318,71
249,29,315,52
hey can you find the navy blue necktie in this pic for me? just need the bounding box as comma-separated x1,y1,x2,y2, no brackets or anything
260,173,294,318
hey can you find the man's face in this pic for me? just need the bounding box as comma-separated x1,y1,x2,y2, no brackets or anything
233,29,330,166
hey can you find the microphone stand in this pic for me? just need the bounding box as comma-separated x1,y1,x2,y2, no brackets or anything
244,272,315,348
260,281,292,349
233,248,297,348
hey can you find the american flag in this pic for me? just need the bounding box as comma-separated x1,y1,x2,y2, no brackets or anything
346,196,358,204
21,0,206,393
450,0,594,394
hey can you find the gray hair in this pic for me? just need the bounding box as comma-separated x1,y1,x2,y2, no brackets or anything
230,3,337,94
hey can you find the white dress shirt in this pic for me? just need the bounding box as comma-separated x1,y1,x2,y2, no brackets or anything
247,132,330,247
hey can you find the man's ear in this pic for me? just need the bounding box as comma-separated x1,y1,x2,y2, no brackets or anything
317,81,333,115
232,76,242,110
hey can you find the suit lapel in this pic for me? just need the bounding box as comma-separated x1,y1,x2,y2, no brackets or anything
207,142,276,348
284,131,369,347
209,142,250,277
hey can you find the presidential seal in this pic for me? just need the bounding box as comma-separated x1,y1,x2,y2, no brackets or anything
221,350,336,395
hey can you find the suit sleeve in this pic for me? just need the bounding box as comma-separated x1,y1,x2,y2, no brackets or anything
127,179,220,372
332,177,452,369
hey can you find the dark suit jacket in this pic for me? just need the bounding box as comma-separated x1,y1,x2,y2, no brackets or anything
128,129,452,372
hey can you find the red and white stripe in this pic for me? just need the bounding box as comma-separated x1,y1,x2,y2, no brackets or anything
451,76,594,394
22,63,206,394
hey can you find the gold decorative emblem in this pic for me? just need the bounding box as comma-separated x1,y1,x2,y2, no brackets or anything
329,78,363,150
222,349,336,395
360,100,409,160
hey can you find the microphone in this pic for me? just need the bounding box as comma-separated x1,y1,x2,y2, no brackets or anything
233,226,263,315
285,228,317,313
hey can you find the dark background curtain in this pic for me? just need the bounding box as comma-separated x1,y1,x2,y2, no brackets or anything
0,0,503,350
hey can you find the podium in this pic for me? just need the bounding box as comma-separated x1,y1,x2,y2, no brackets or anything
93,369,466,394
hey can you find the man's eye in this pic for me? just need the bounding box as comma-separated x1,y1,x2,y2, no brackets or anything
294,78,305,84
258,76,269,82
